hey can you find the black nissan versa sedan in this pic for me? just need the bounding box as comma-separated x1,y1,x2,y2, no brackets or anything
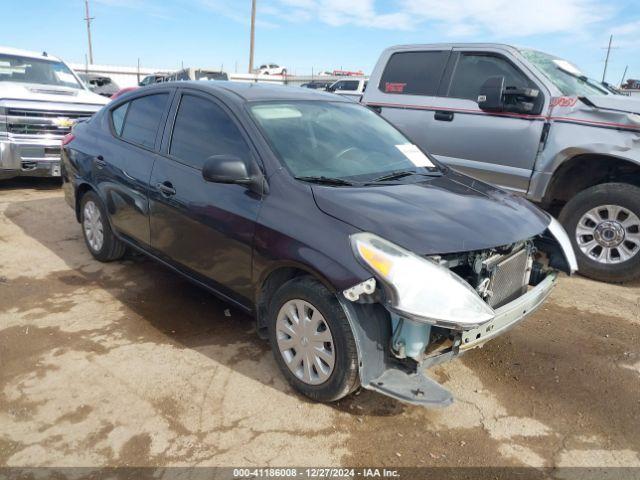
61,82,577,407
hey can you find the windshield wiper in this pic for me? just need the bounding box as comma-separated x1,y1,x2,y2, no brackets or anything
556,66,609,94
369,169,441,183
295,175,354,186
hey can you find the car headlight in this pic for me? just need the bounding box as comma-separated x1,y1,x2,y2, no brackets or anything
351,232,495,329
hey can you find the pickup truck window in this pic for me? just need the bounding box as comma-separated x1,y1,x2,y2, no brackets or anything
448,53,534,102
0,53,82,89
169,94,249,169
520,49,608,97
335,80,360,91
115,93,169,149
378,51,449,96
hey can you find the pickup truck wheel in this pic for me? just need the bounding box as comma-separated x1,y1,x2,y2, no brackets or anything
559,183,640,282
267,276,359,402
80,192,126,262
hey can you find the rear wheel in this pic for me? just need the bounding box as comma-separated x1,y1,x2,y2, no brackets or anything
268,276,359,402
559,183,640,282
80,191,126,262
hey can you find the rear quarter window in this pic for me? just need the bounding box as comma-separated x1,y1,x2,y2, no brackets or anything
111,103,129,136
379,51,449,96
111,93,169,149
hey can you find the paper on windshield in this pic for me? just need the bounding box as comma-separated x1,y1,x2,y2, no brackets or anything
54,71,77,84
252,105,302,120
395,144,434,168
552,59,583,76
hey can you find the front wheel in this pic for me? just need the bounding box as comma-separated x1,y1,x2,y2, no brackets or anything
559,183,640,282
267,276,360,402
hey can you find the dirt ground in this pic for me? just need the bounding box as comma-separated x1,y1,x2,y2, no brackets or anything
1,178,639,470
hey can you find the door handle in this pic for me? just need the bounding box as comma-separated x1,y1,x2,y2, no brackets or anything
434,111,454,122
156,181,176,197
94,155,106,169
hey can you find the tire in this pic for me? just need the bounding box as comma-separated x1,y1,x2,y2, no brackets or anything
267,276,360,402
80,191,127,262
559,183,640,283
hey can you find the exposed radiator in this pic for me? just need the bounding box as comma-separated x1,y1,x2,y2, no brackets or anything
488,248,532,308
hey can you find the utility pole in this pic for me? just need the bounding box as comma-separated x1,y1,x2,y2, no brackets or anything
620,65,628,87
84,0,94,65
601,35,613,83
249,0,256,73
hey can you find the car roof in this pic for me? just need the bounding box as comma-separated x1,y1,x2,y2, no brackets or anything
145,80,350,104
384,43,520,54
0,45,62,62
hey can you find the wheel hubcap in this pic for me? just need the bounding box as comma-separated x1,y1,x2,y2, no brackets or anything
276,299,335,385
576,204,640,264
83,201,104,252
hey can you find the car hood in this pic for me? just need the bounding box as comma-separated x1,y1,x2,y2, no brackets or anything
0,82,109,106
582,94,640,115
311,170,551,255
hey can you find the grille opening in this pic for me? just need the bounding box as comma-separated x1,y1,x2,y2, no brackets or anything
21,161,37,171
6,108,93,137
44,147,61,158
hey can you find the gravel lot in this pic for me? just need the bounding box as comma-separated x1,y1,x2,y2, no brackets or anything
1,178,639,469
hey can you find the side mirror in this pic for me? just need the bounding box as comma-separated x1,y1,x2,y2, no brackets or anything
202,155,254,186
477,76,505,112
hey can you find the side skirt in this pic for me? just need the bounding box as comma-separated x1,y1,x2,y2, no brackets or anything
117,235,254,315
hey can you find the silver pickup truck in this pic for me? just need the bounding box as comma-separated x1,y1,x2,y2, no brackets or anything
0,46,108,180
362,43,640,283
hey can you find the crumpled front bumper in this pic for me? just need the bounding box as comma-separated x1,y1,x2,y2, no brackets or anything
459,272,557,351
0,136,64,179
363,272,558,407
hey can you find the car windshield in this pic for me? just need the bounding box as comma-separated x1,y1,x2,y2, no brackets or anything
249,101,441,182
0,53,82,89
520,49,608,97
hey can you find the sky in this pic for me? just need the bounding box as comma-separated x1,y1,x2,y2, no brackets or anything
2,0,640,84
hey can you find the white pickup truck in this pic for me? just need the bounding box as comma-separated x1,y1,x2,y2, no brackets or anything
0,46,108,180
327,78,367,100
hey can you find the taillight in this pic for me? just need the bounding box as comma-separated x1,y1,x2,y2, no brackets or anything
62,133,75,146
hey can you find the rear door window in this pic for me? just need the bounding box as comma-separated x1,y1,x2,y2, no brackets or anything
447,53,535,102
379,51,449,95
169,94,250,169
117,93,170,148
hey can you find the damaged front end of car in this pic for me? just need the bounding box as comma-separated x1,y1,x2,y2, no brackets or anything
340,217,577,407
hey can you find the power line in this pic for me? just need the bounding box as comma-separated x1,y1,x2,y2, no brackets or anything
84,0,94,65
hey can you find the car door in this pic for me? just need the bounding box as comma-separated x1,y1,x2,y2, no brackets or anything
95,90,173,246
424,49,547,194
149,89,263,306
365,48,452,157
